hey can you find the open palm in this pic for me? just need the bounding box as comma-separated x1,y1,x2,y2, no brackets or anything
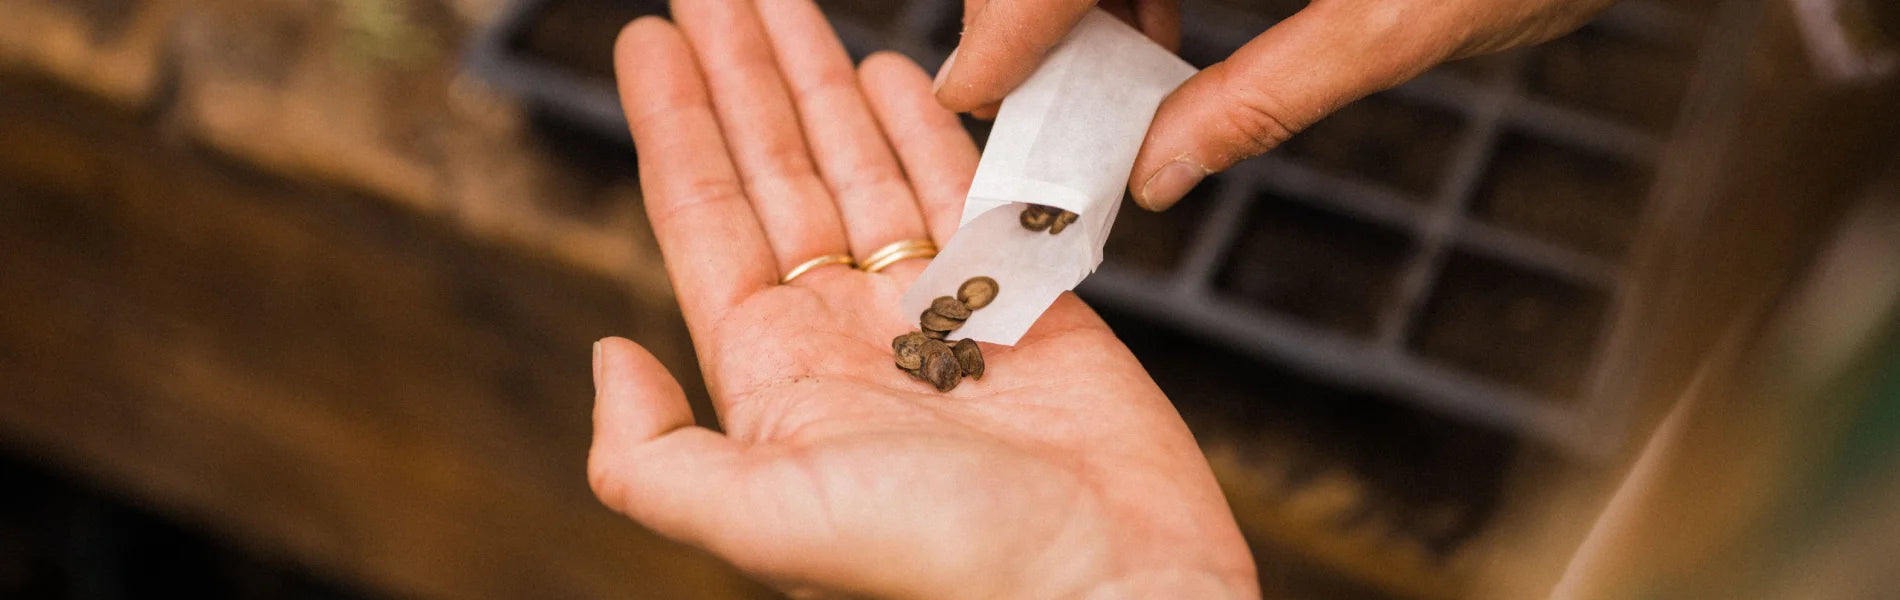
590,2,1255,598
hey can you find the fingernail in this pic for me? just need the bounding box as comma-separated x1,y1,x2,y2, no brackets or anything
1139,160,1208,209
932,47,959,94
592,340,604,393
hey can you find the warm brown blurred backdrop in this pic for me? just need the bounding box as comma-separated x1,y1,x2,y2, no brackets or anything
1,0,1896,599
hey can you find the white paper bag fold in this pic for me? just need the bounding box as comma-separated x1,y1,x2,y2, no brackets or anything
901,9,1196,345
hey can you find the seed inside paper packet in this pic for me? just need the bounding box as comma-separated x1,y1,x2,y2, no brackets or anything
920,308,964,332
1048,210,1079,234
930,296,972,320
1019,204,1078,235
958,276,998,310
1020,205,1056,231
895,276,999,392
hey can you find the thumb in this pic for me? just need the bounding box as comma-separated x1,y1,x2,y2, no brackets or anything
1130,2,1455,210
587,337,749,553
936,0,1181,112
936,0,1099,112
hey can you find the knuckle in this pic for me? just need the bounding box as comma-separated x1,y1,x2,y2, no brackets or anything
789,68,860,109
818,153,909,202
586,451,625,509
676,174,747,204
1218,90,1300,159
857,50,912,74
650,176,746,226
625,95,697,137
830,174,908,204
744,137,818,183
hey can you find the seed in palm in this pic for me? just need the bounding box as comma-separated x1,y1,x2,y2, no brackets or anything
892,332,929,370
896,275,1002,392
918,339,962,392
953,339,984,379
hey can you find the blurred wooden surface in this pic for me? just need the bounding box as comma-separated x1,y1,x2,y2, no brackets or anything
0,72,773,600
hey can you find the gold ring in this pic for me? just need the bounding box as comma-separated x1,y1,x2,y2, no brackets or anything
781,253,855,284
860,239,938,273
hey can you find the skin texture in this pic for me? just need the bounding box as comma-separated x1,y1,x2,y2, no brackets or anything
591,3,1258,598
932,0,1621,210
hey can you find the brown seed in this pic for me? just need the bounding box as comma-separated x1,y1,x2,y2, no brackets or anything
957,276,999,310
1048,210,1079,235
918,339,961,392
953,339,984,379
921,327,949,340
892,332,928,370
1019,205,1054,231
920,308,964,332
930,296,972,320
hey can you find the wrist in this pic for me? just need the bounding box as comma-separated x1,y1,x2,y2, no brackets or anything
1079,569,1257,600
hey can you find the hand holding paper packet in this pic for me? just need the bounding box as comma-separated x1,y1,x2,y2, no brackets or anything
901,10,1197,345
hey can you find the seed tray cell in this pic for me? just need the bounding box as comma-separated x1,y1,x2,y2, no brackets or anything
1408,251,1610,399
1213,194,1416,339
1178,31,1240,70
1106,307,1517,560
1197,0,1305,23
1103,178,1221,275
1471,133,1653,261
1176,3,1270,70
819,0,906,29
1278,93,1468,198
1431,53,1518,85
1522,24,1698,133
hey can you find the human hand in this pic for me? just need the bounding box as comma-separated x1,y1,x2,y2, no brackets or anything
590,2,1257,598
933,0,1619,210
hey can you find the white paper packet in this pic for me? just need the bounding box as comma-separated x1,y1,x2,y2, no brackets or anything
900,9,1197,345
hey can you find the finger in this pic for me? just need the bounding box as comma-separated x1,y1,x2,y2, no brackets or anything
615,18,777,328
755,0,930,264
1134,0,1180,51
937,0,1178,112
959,0,984,38
671,0,850,275
935,0,1096,112
859,52,981,245
588,337,751,552
1129,2,1453,210
590,337,700,468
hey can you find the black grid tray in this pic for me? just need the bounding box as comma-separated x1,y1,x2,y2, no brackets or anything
1088,0,1758,459
465,0,1760,459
